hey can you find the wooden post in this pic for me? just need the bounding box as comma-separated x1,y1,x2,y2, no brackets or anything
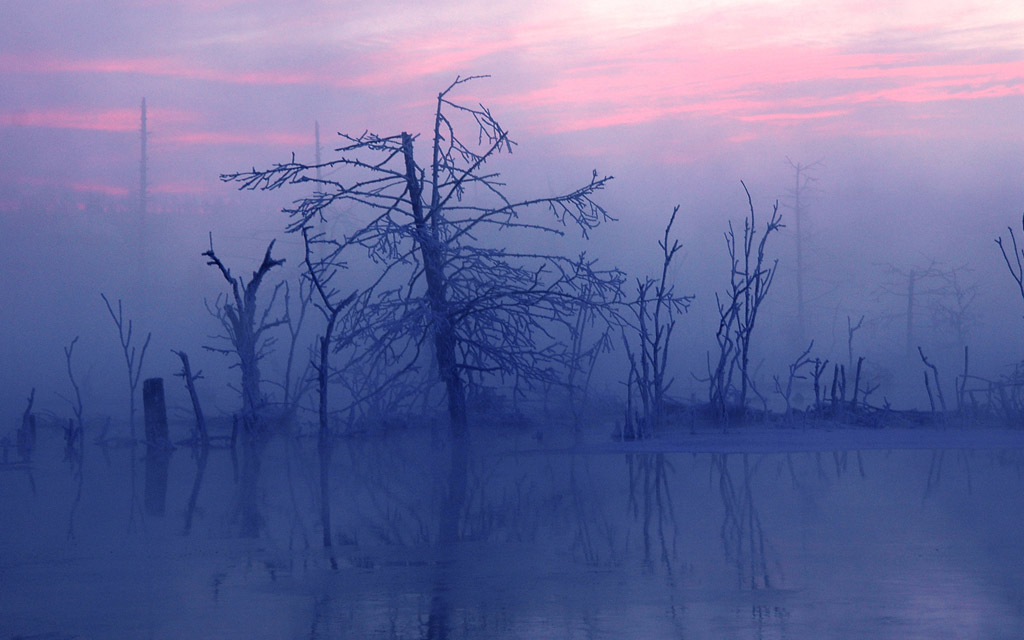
143,377,168,447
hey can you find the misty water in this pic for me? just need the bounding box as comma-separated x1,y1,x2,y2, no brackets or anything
3,426,1024,639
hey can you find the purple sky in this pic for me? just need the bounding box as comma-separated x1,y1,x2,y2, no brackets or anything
2,0,1024,419
1,0,1022,203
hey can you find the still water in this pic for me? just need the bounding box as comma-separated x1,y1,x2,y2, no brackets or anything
2,427,1023,639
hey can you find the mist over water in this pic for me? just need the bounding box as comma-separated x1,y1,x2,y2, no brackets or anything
4,3,1024,637
2,428,1023,639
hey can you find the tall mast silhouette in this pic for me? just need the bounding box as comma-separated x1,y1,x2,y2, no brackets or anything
315,120,322,181
140,98,148,219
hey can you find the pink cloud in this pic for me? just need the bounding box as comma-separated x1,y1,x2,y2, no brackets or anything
70,181,130,196
1,108,138,132
738,110,851,123
0,53,335,87
503,34,1024,134
163,130,310,146
151,181,211,194
1,5,1020,151
0,106,195,132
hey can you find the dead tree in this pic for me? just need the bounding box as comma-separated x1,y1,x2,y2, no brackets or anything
996,213,1024,309
846,315,864,373
300,224,357,558
203,236,287,437
928,265,978,352
101,294,151,440
774,341,815,417
173,350,208,448
918,346,948,413
222,76,623,442
874,260,946,359
707,183,783,418
565,278,615,432
621,206,692,438
61,337,85,463
278,278,315,411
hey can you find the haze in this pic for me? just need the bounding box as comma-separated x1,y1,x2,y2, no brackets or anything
2,0,1024,419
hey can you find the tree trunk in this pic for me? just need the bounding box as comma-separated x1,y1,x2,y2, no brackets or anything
238,323,262,436
175,351,209,448
401,133,468,441
317,317,336,555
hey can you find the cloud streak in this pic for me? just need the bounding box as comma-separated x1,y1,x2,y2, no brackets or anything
0,0,1020,195
0,106,195,132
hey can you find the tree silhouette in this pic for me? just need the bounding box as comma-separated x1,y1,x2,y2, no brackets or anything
222,76,623,441
203,236,287,437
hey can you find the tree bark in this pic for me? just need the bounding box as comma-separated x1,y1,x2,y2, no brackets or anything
402,133,468,441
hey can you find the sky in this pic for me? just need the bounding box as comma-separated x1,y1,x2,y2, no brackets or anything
2,0,1022,200
2,0,1024,418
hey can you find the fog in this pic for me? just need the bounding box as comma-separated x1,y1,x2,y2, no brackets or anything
3,2,1024,637
3,129,1023,422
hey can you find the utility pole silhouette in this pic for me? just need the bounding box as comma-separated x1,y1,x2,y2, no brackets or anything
315,120,322,181
135,98,150,299
783,158,823,345
140,98,148,220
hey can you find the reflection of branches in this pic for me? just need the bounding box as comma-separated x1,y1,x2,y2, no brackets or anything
234,442,265,538
566,456,622,568
625,453,678,576
344,438,436,546
17,388,37,463
714,454,773,591
923,450,944,501
182,446,209,536
282,437,313,552
65,456,84,542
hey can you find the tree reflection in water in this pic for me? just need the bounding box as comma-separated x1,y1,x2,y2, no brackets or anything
10,428,1024,639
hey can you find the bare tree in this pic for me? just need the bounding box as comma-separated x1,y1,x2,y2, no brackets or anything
706,183,784,418
203,235,288,437
621,206,692,439
269,278,316,416
774,341,815,417
928,265,978,351
300,224,357,558
101,293,151,440
60,337,85,463
874,260,946,358
222,76,623,441
173,350,208,448
997,214,1024,307
565,277,616,433
918,346,948,414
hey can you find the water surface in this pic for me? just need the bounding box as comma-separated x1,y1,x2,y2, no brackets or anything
2,428,1022,638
